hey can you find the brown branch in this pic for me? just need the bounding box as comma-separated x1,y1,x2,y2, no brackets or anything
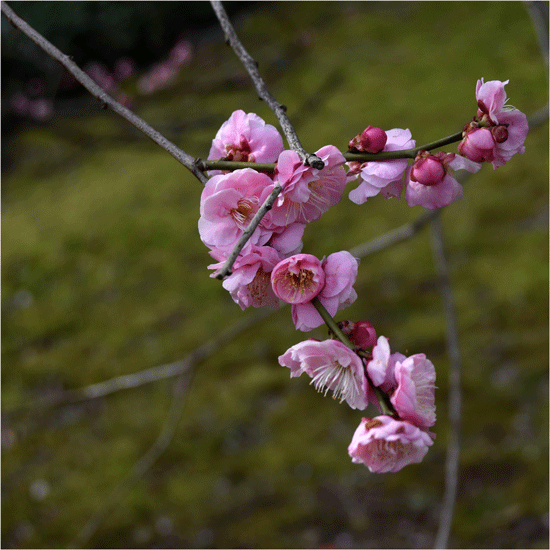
210,1,323,170
0,1,208,185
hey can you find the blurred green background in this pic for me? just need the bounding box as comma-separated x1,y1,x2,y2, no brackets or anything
2,2,548,548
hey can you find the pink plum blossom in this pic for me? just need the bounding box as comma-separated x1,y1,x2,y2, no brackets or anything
348,128,415,204
278,339,371,409
459,79,528,169
208,110,284,173
267,222,306,257
270,254,325,304
208,245,283,309
270,145,347,226
405,151,481,209
391,354,436,428
198,168,275,254
348,416,434,473
366,336,405,394
291,251,359,332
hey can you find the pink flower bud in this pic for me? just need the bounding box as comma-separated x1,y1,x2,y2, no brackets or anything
271,254,325,304
337,320,377,349
351,320,377,349
410,152,446,186
348,125,387,153
458,127,495,163
360,125,387,153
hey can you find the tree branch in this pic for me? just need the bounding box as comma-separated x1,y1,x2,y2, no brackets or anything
209,1,323,170
431,214,462,550
0,1,209,185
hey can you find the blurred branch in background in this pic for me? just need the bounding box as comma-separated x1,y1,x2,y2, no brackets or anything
0,1,208,184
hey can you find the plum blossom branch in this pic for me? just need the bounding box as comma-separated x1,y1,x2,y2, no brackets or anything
198,130,465,172
311,297,396,418
209,1,324,170
214,182,283,279
0,1,209,185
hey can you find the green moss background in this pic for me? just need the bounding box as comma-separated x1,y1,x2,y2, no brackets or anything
2,2,548,548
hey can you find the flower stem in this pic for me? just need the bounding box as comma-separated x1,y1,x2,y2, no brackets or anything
311,297,397,417
200,130,465,172
343,130,464,162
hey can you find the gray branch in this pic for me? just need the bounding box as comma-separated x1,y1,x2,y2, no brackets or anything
0,1,208,184
210,1,323,170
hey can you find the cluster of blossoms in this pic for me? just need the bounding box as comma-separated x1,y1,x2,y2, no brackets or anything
280,333,436,473
199,79,527,473
346,79,527,209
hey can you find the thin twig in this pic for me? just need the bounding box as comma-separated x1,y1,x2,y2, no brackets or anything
0,1,208,184
69,372,192,549
208,0,324,279
215,182,283,279
524,1,549,65
5,307,274,418
431,214,462,550
210,1,323,170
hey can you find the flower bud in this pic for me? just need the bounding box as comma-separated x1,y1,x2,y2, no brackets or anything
351,320,377,349
410,152,446,186
491,124,509,143
457,127,495,163
348,125,387,153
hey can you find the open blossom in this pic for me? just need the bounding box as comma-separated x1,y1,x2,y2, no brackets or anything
367,336,436,426
391,354,436,428
208,245,283,310
459,79,528,169
348,416,434,473
278,339,371,409
271,254,325,304
405,151,481,209
348,128,415,204
269,145,347,226
198,168,275,255
291,251,359,332
208,110,284,174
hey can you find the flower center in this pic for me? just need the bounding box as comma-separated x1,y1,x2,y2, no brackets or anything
231,197,259,229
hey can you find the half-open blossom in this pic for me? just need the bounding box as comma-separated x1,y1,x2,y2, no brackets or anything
366,336,405,394
271,254,325,304
270,145,347,226
391,354,436,428
208,110,284,173
348,416,434,473
278,339,371,409
405,151,481,209
348,128,415,204
458,125,496,163
459,79,528,169
208,245,283,310
292,251,359,332
198,168,275,254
